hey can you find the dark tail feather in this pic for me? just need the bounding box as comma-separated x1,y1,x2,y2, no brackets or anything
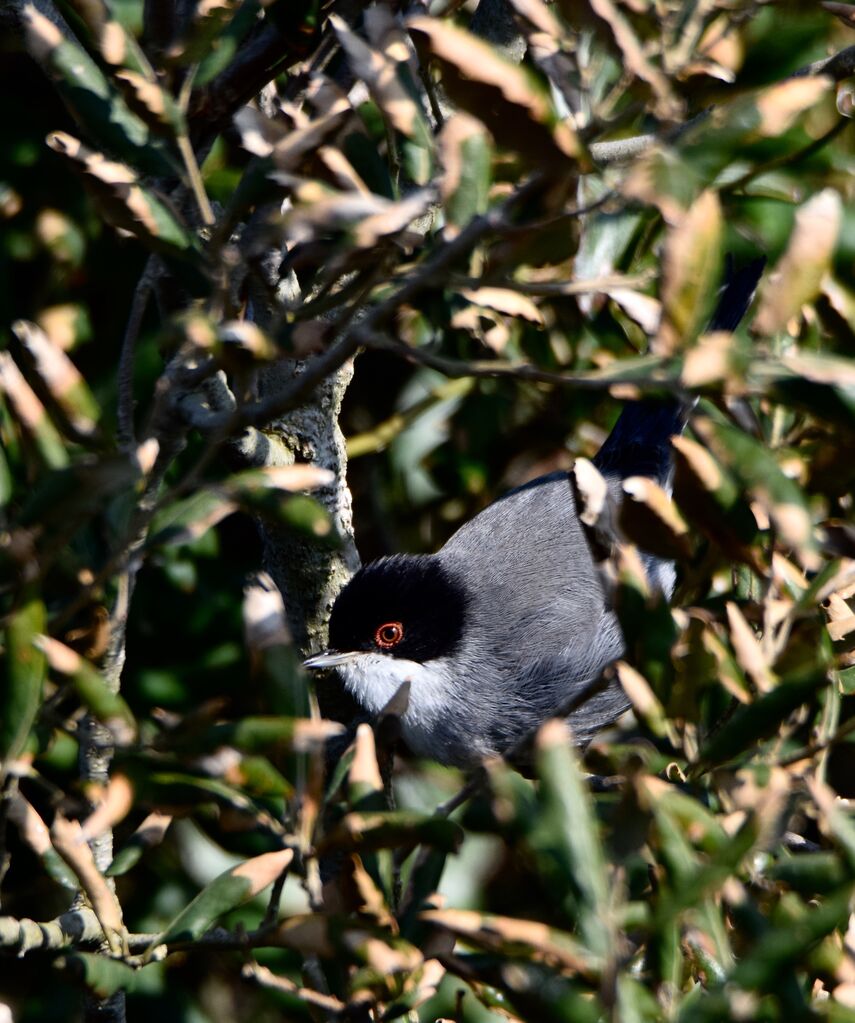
707,255,768,332
593,255,766,483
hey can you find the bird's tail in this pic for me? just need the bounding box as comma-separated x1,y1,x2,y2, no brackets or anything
593,255,766,484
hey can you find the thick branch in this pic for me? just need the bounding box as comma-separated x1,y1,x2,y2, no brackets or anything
189,24,306,137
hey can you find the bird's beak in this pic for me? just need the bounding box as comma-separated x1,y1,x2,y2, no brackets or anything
303,650,361,670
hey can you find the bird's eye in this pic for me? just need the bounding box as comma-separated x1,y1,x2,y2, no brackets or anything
374,621,404,649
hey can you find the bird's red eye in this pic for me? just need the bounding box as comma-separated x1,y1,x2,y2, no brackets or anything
375,621,404,649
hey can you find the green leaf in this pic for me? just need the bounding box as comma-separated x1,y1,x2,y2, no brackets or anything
167,716,343,756
658,190,722,352
318,810,463,856
767,851,850,894
332,14,433,183
0,352,70,470
150,848,294,948
39,637,135,735
693,414,816,563
22,5,171,175
439,114,492,233
60,953,151,999
696,667,828,768
148,488,238,548
672,434,760,566
0,595,47,762
751,352,855,430
729,887,853,994
45,132,206,288
106,812,172,878
149,465,336,548
531,720,611,958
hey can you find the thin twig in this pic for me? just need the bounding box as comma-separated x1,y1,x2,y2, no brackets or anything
365,331,679,394
722,117,850,195
117,261,156,451
189,23,307,136
243,961,347,1015
778,713,855,768
791,43,855,81
449,270,655,297
175,132,215,227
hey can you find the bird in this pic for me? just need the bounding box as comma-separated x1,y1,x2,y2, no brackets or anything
304,258,766,767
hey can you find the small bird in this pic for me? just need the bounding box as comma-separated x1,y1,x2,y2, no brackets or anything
305,260,765,767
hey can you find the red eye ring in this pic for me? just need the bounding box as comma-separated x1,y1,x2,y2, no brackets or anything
375,621,404,649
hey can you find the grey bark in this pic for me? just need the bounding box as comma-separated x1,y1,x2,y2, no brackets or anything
469,0,526,63
256,358,361,656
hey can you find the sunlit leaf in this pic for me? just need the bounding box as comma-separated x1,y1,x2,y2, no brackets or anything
408,15,588,170
22,5,170,174
754,189,842,336
151,848,294,947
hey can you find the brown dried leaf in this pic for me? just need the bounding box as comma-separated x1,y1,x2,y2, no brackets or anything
231,848,294,895
22,4,64,60
823,3,855,28
243,572,291,654
826,592,855,642
259,465,335,491
725,602,775,693
125,812,172,853
754,189,842,335
350,855,394,925
752,77,831,138
349,723,383,795
408,15,585,168
80,774,135,841
317,145,370,194
587,0,682,121
620,475,691,560
274,103,352,171
459,287,544,324
657,189,722,354
609,289,661,335
114,70,181,133
270,914,335,956
353,189,433,248
332,14,426,141
51,814,126,954
233,106,284,157
615,661,668,737
506,0,564,37
573,457,609,528
421,907,596,974
682,331,743,390
12,319,98,435
7,794,52,855
37,304,87,351
219,320,277,360
0,351,50,433
283,185,431,249
701,625,752,704
348,933,422,973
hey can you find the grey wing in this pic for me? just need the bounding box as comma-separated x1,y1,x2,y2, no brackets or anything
470,607,627,754
516,610,627,745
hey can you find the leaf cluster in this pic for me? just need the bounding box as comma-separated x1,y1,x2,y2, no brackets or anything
2,1,855,1021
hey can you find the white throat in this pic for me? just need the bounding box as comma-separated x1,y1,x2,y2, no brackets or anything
333,652,457,757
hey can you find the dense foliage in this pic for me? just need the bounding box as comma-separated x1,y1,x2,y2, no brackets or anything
2,0,855,1020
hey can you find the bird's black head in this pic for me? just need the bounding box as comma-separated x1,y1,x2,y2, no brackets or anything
328,554,466,663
